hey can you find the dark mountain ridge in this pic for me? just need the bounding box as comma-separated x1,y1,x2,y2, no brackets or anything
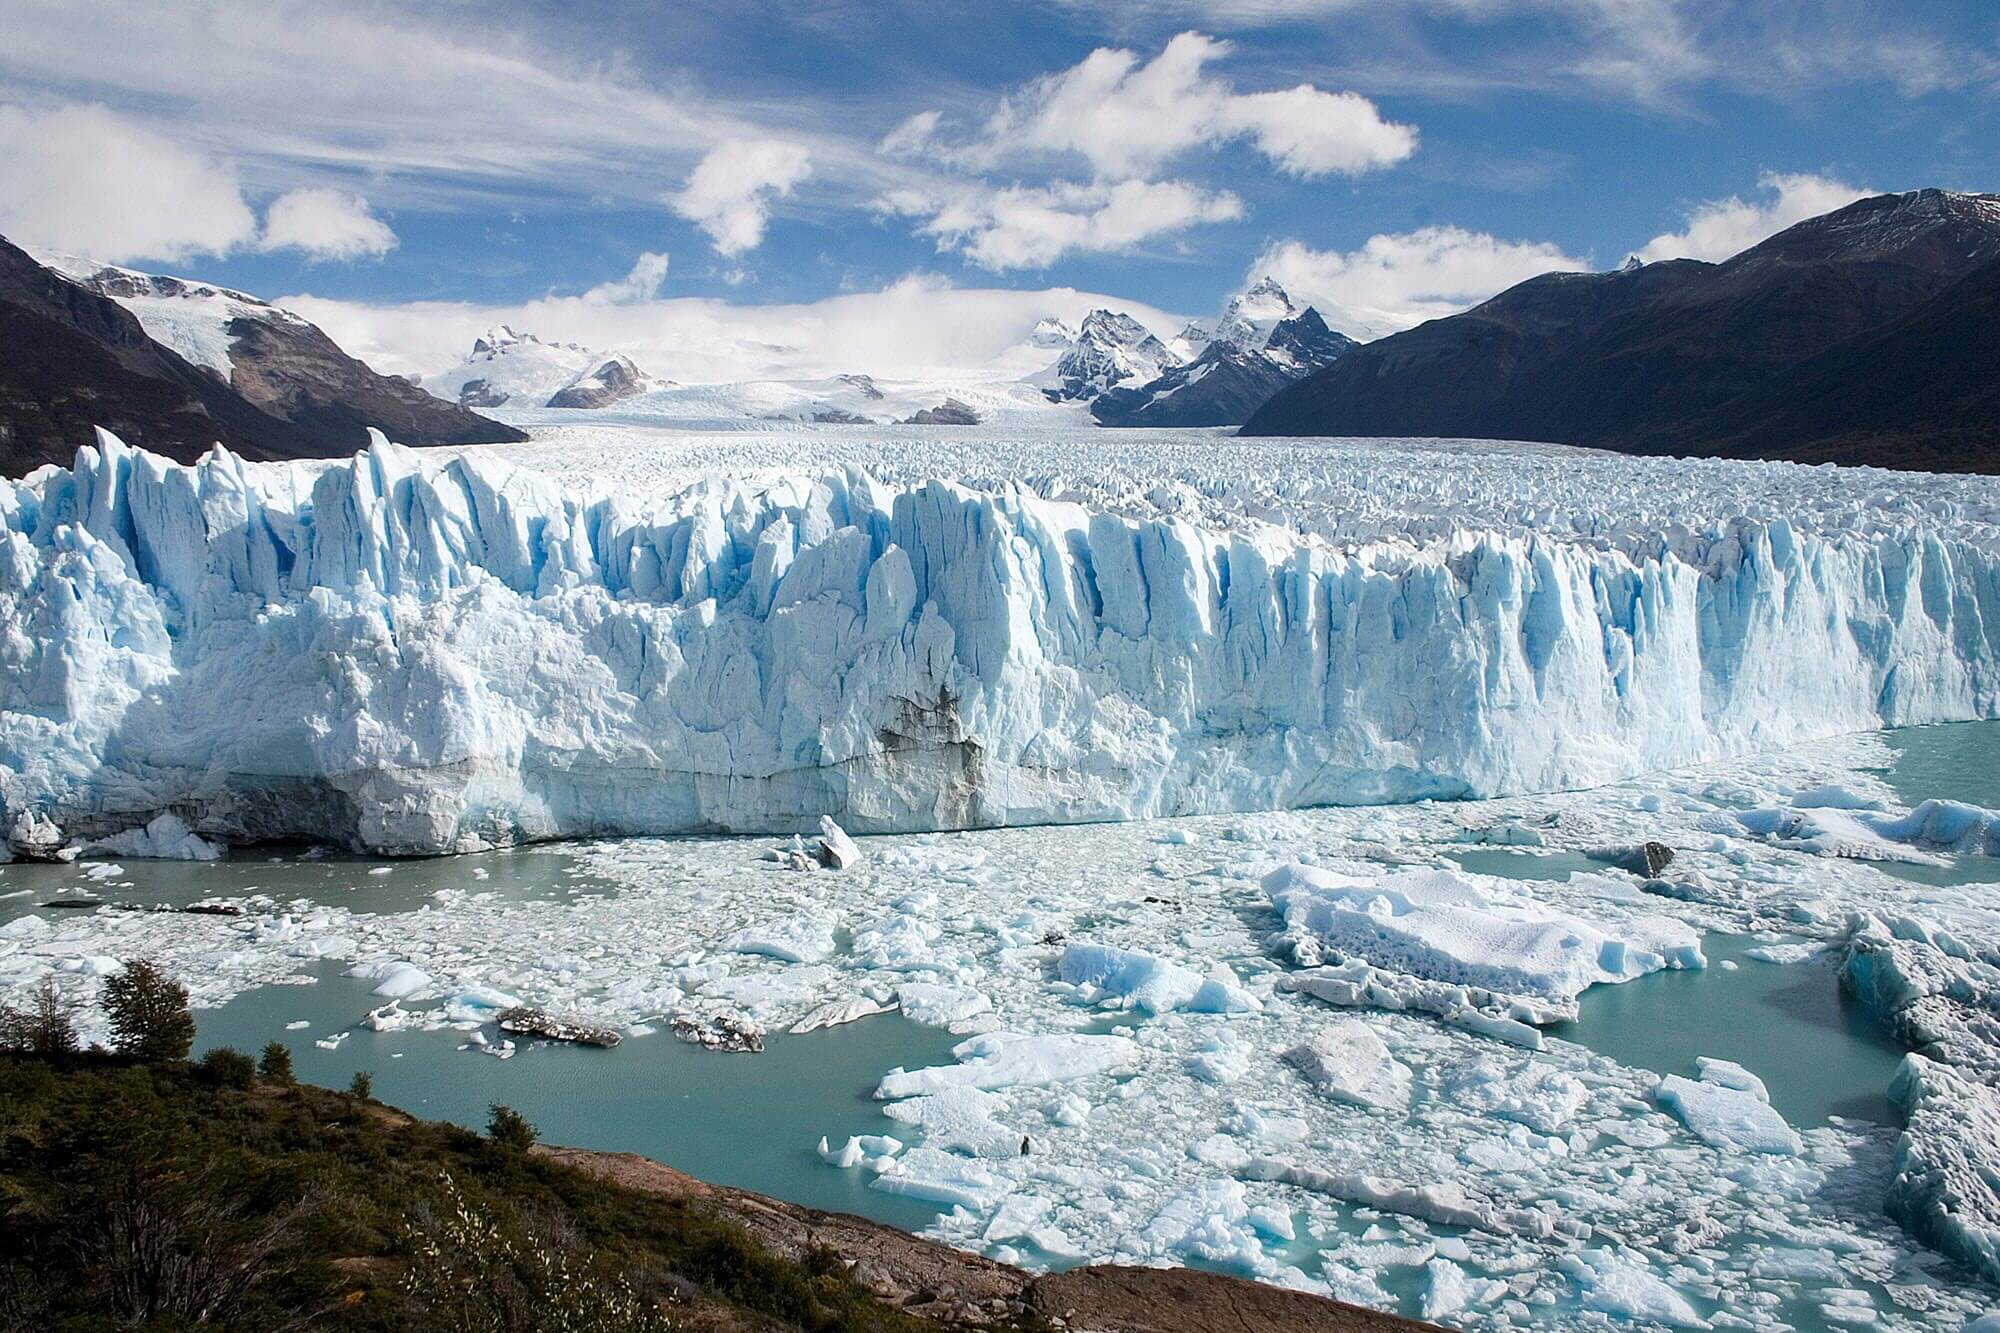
0,236,524,477
1241,189,2000,473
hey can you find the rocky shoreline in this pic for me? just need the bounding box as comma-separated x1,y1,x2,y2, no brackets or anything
542,1144,1436,1333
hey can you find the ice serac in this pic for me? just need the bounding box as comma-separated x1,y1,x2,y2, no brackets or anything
4,434,2000,855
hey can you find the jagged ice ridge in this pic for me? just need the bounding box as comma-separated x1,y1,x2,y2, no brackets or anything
3,429,1999,855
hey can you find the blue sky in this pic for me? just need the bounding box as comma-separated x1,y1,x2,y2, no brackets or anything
1,0,1995,376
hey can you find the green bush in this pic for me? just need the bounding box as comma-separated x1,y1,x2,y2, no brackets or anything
101,960,195,1061
488,1103,537,1152
349,1069,374,1099
259,1041,296,1082
196,1045,257,1089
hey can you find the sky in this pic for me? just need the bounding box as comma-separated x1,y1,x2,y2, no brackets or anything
0,0,1995,380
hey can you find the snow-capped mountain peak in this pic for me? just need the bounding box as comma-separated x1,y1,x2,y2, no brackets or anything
1212,276,1299,351
1033,308,1179,402
1168,320,1212,362
31,248,309,379
545,354,666,409
1027,317,1078,350
430,327,617,409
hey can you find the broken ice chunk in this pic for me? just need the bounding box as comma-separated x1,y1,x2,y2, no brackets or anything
875,1031,1139,1098
1655,1062,1800,1155
817,816,861,870
1057,943,1202,1014
1282,1020,1412,1111
1560,1247,1710,1328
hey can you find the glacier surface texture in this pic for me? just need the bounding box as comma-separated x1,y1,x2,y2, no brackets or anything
4,429,2000,854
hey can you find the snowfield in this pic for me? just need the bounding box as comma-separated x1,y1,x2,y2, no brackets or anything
3,423,1998,856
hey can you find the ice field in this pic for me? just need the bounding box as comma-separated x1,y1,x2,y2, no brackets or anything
4,425,2000,853
5,425,2000,1328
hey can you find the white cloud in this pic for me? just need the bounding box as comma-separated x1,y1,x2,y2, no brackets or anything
1635,171,1870,262
976,31,1414,180
1216,85,1420,177
669,140,813,255
581,251,671,305
1254,226,1588,338
258,187,397,260
280,274,1189,385
880,110,942,158
0,102,257,263
899,178,1243,270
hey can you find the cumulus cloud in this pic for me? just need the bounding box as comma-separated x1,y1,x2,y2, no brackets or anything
580,251,671,305
669,139,813,255
280,274,1189,385
974,31,1415,180
0,102,258,263
258,187,397,260
1634,171,1870,262
1254,227,1588,338
895,178,1243,270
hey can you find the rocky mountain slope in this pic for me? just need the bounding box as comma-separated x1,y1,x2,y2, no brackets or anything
1032,309,1180,402
0,238,522,475
1091,285,1356,428
1241,190,2000,473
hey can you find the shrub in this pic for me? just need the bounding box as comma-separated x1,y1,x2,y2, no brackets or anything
101,960,194,1062
0,977,79,1056
258,1042,295,1083
400,1173,678,1332
196,1046,257,1089
487,1104,536,1152
349,1070,374,1099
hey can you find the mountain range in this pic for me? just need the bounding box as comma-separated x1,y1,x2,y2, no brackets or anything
1035,278,1355,428
0,237,523,475
7,188,1996,477
1241,189,2000,473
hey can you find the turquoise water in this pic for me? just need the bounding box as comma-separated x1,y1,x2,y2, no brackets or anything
1549,933,1909,1125
189,962,961,1232
0,843,614,919
1875,718,2000,888
1880,718,2000,810
1446,848,1623,879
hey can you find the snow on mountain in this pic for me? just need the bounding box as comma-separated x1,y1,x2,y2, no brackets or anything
1212,276,1298,351
1027,317,1077,350
5,428,1998,856
426,326,604,409
545,354,666,409
1092,306,1355,428
1167,320,1212,362
512,374,1073,428
1029,309,1180,402
35,249,315,379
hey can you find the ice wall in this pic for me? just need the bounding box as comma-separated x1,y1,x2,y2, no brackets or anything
4,432,1999,855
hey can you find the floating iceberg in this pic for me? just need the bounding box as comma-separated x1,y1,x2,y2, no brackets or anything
1655,1061,1803,1155
6,432,2000,854
1266,864,1704,1003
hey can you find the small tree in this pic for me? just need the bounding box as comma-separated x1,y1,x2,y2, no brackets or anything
0,977,79,1056
101,961,195,1062
348,1070,374,1099
196,1046,256,1089
487,1104,536,1152
258,1042,295,1083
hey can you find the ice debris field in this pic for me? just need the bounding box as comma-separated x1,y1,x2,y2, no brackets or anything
6,425,2000,1330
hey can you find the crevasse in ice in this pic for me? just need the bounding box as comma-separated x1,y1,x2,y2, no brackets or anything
4,428,1998,854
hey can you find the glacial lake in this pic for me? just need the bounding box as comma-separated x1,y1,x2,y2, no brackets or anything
6,717,1997,1330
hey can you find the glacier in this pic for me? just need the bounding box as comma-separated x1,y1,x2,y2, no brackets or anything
4,428,2000,856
